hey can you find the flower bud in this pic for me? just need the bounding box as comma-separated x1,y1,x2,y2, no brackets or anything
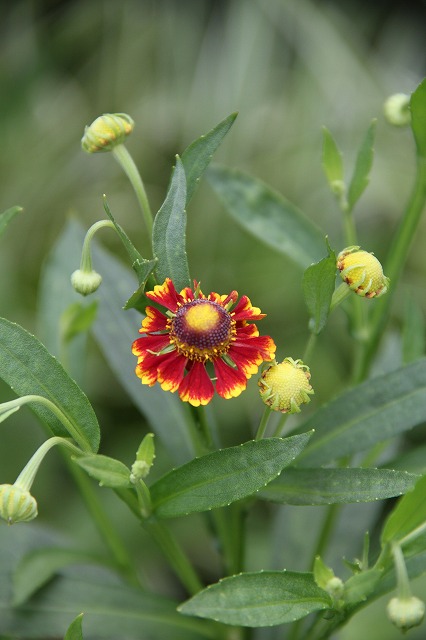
71,269,102,296
387,596,425,631
258,357,314,414
81,113,134,153
383,93,411,127
0,484,38,524
337,246,390,298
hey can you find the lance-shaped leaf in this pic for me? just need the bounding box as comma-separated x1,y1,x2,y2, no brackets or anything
0,318,100,453
207,165,325,269
347,120,376,211
302,246,336,334
322,127,345,197
65,613,84,640
182,112,238,204
152,156,190,290
179,571,332,627
73,454,131,488
381,475,426,545
259,467,418,506
411,77,426,159
150,434,312,518
293,358,426,468
0,205,22,237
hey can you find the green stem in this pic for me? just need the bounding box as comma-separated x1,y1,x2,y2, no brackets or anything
255,406,272,440
312,504,341,562
15,436,81,490
302,332,317,364
79,220,115,272
392,543,412,600
112,144,153,236
355,157,426,381
272,413,289,438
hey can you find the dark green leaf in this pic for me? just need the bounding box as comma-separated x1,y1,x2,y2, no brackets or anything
259,467,418,505
207,165,325,268
150,434,312,518
411,78,426,158
381,474,426,544
0,318,100,453
0,205,23,237
60,301,98,344
73,454,131,488
302,248,336,334
152,156,191,290
179,571,332,627
322,127,345,196
293,358,426,467
65,613,84,640
182,113,238,204
347,120,376,211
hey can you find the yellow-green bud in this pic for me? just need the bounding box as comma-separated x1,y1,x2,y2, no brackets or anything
81,113,134,153
0,484,38,524
337,246,390,299
387,596,425,631
325,576,344,600
383,93,411,127
71,269,102,296
258,357,314,414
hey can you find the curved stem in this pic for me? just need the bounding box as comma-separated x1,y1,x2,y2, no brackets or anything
255,406,272,440
112,144,153,236
79,220,115,272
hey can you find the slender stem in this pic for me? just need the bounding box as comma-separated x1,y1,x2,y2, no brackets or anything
272,413,289,438
255,406,272,440
312,504,341,562
392,543,412,599
79,220,115,271
302,332,317,364
15,436,82,490
112,144,153,236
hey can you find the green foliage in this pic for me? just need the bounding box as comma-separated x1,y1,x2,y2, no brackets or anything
73,455,132,488
64,614,84,640
411,78,426,158
347,120,376,211
0,205,22,238
381,475,426,545
60,301,98,344
302,245,337,334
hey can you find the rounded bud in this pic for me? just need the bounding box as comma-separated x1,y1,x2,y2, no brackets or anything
81,113,134,153
325,576,344,600
0,484,38,524
387,596,425,631
383,93,411,127
337,246,390,298
71,269,102,296
258,357,314,414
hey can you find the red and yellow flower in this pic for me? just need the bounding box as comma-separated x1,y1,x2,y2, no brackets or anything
132,278,276,406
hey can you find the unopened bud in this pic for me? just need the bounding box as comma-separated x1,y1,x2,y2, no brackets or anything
387,596,425,631
383,93,411,127
337,246,389,299
71,269,102,296
258,357,314,414
81,113,134,153
0,484,38,524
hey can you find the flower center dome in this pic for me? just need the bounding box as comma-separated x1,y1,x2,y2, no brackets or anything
170,299,233,357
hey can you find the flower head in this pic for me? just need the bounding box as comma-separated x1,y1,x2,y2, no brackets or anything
0,484,38,524
258,357,314,414
132,278,276,406
383,93,411,127
71,268,102,296
81,113,134,153
337,246,389,298
387,596,425,632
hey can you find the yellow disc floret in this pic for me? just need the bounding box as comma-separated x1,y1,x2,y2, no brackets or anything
185,303,220,332
258,357,314,414
337,246,390,298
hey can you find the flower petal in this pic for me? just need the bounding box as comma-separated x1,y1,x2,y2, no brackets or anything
146,278,183,311
140,306,168,333
228,336,276,377
178,361,214,406
157,351,187,392
232,295,265,321
132,334,170,358
213,357,248,399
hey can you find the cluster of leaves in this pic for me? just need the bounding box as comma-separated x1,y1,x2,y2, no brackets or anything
0,79,425,639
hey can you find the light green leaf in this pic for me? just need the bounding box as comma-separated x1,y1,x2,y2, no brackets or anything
302,246,336,334
60,301,98,344
73,454,131,488
343,568,383,605
0,318,100,453
322,127,345,196
0,205,23,237
152,156,191,291
182,112,238,204
347,120,376,211
293,358,426,467
150,434,312,518
65,613,84,640
381,475,426,545
207,165,325,268
411,78,426,159
402,294,425,364
179,571,332,627
259,467,418,505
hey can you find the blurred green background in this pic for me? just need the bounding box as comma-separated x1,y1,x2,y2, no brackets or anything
0,1,425,638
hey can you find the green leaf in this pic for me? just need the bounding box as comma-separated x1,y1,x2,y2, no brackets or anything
179,571,332,627
381,475,426,545
411,78,426,159
152,155,191,290
302,246,336,334
259,467,418,505
0,205,23,237
13,548,114,606
182,112,238,204
60,301,98,344
207,165,326,268
293,358,426,467
402,294,425,364
347,120,376,211
73,454,131,488
0,318,100,453
343,568,383,605
150,434,312,518
65,613,84,640
322,127,345,196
